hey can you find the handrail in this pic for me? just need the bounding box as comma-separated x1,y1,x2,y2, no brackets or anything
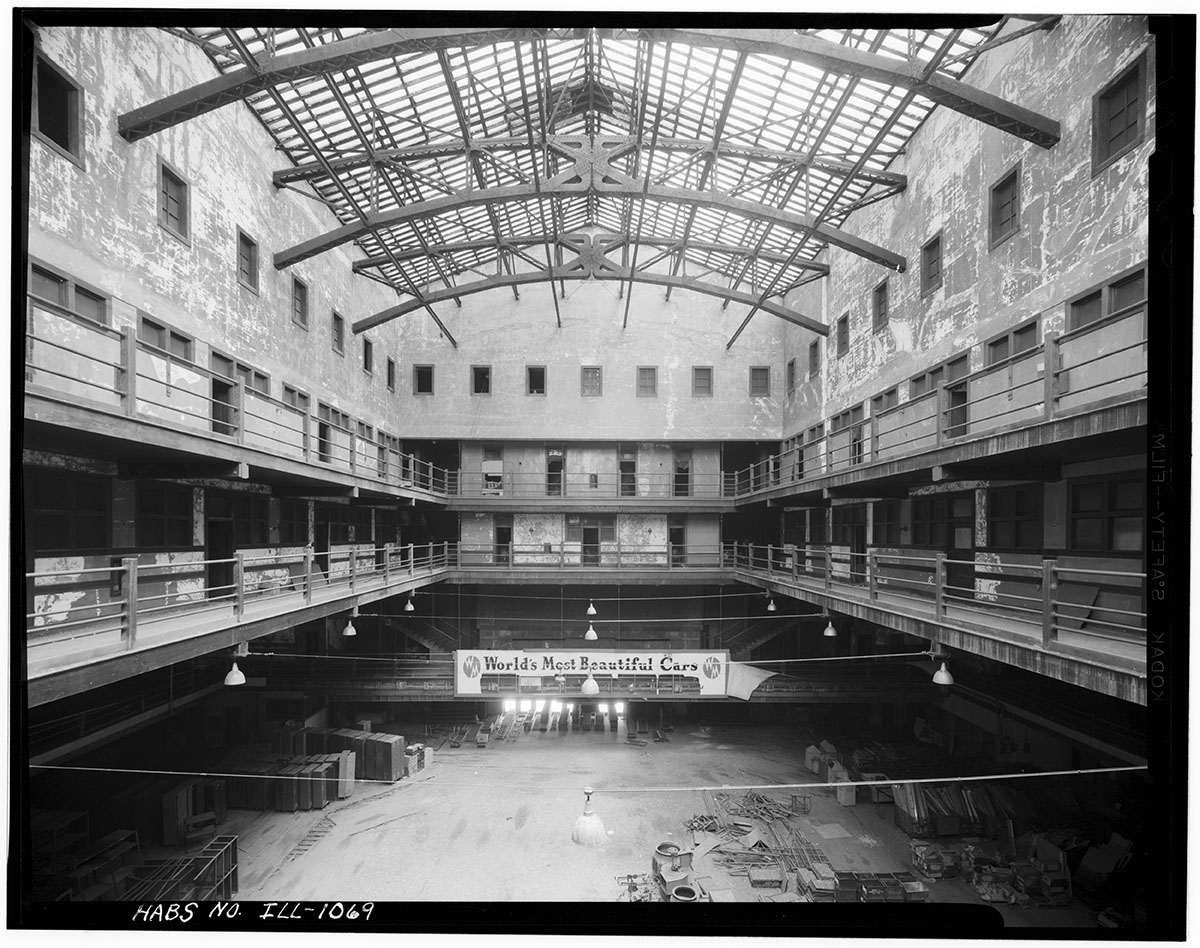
28,295,124,338
1057,299,1145,344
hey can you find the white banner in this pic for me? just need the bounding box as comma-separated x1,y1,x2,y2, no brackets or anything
454,649,729,696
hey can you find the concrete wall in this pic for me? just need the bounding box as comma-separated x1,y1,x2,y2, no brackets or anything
780,15,1152,441
28,26,407,443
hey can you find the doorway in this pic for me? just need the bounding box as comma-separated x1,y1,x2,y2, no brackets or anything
546,447,564,497
210,354,235,436
313,515,331,582
494,514,513,565
619,445,636,497
945,493,975,603
674,449,692,497
668,515,686,567
205,517,234,601
582,524,601,566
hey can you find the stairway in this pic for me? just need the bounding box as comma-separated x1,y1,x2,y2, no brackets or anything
393,617,459,654
722,616,790,661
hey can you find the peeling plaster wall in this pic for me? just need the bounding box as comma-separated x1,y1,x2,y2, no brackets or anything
780,16,1152,441
386,279,787,441
29,26,407,440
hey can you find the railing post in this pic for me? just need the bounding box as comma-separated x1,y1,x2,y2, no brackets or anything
935,382,947,446
120,328,137,417
233,379,246,444
443,541,449,567
122,556,138,650
935,553,946,617
823,549,831,592
301,411,311,461
350,548,358,590
767,545,775,575
869,550,878,601
349,430,357,475
304,546,313,603
1042,332,1060,420
559,539,565,569
384,542,393,582
409,544,415,576
616,535,622,568
1041,558,1056,647
234,551,246,616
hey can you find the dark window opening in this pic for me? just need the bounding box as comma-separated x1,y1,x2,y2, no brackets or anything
414,365,434,395
472,365,491,394
921,234,943,295
989,165,1020,247
527,366,546,395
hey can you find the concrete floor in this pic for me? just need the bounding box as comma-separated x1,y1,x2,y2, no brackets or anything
185,718,1100,926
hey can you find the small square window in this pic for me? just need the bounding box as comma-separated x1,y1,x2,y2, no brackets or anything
637,366,657,397
581,366,602,396
138,315,193,361
872,280,889,332
414,365,434,395
692,366,713,397
34,54,83,163
30,265,67,305
472,365,492,395
527,365,546,395
363,338,374,374
387,357,396,392
786,359,796,395
237,229,259,291
1094,56,1146,174
836,314,849,357
921,233,943,296
331,311,345,354
158,159,189,242
808,340,820,378
74,287,106,324
989,165,1020,248
749,366,770,397
291,277,309,329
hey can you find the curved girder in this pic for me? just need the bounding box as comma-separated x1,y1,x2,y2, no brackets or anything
649,28,1060,148
350,234,831,274
352,267,827,336
117,28,538,142
122,25,1056,148
273,136,907,190
276,177,906,272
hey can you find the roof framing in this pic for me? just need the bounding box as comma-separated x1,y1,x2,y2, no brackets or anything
140,22,1059,338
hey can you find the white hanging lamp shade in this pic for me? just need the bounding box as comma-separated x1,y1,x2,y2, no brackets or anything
404,596,415,612
587,600,597,616
581,673,600,696
584,622,598,641
342,617,357,637
932,662,955,686
823,620,837,637
766,597,777,612
223,661,246,687
571,786,606,847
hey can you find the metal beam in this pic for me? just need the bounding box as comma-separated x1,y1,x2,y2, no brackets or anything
118,461,249,480
352,265,828,335
652,28,1061,148
273,137,907,189
275,177,905,272
118,28,536,142
352,235,830,273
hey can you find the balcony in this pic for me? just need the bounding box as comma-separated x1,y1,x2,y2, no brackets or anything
24,297,455,500
25,542,455,706
447,470,730,510
726,308,1148,499
725,542,1146,703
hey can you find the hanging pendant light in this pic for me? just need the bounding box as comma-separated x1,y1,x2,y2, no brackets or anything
404,596,415,612
571,786,606,847
766,598,777,613
584,622,598,641
581,673,600,696
932,662,955,686
223,661,246,687
823,619,837,637
587,600,597,616
343,606,358,637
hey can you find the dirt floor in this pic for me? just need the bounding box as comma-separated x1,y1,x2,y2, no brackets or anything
185,719,1097,924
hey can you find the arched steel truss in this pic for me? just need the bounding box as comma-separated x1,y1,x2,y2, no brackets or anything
118,21,1062,344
